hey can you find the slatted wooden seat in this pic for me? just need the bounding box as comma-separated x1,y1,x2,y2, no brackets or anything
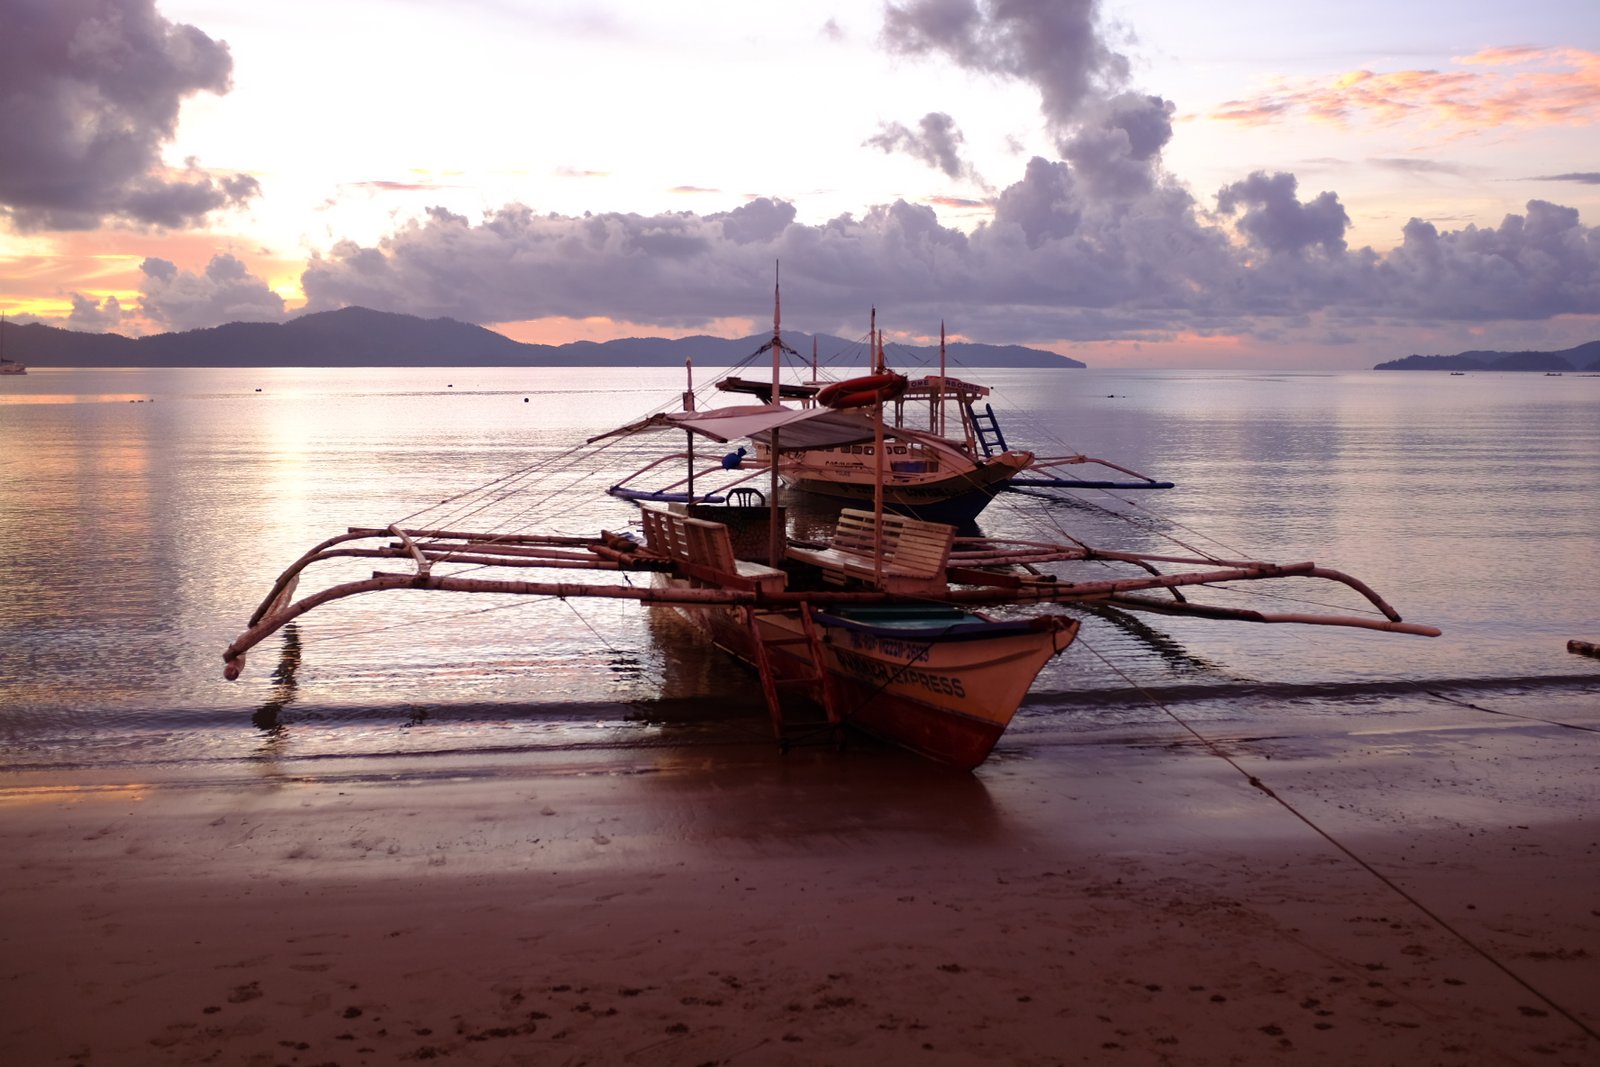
785,508,955,593
640,507,786,593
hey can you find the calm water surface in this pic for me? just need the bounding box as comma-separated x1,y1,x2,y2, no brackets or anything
2,364,1597,771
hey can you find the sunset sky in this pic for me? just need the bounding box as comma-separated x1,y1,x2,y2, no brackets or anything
2,0,1598,368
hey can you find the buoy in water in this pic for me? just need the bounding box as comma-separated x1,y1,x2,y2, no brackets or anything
1568,639,1599,659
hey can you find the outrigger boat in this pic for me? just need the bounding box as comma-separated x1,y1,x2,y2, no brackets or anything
221,366,1441,771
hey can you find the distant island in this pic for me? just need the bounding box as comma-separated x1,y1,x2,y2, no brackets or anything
3,306,1085,370
1375,340,1600,372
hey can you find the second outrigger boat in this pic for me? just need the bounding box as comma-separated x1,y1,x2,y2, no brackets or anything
708,320,1172,524
221,363,1440,770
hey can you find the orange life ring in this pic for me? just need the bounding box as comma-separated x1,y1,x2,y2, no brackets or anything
816,372,908,410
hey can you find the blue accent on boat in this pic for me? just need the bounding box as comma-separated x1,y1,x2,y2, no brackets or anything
1004,477,1175,490
815,606,1037,642
607,486,727,503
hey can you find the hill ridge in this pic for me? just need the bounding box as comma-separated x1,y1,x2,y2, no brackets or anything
4,307,1086,369
1375,340,1600,372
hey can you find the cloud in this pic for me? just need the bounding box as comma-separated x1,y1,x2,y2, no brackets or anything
67,292,127,332
881,0,1129,130
344,179,462,193
866,112,979,181
1527,172,1600,184
1211,47,1600,137
295,164,1247,343
0,0,259,232
1368,158,1471,177
101,0,1599,349
290,153,1600,345
139,253,286,330
1217,172,1350,257
1060,92,1176,198
1378,200,1600,320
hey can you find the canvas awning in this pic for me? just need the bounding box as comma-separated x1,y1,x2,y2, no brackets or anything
588,403,883,451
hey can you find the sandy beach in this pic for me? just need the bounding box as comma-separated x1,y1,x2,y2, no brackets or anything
3,689,1597,1066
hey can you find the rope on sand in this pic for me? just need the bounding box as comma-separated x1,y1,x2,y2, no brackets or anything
1075,636,1600,1044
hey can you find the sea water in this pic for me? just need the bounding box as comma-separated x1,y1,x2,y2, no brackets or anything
1,364,1596,771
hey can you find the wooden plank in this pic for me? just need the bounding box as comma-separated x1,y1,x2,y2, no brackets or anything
641,507,785,592
820,508,955,580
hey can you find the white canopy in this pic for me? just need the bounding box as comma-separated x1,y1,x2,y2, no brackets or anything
588,403,884,451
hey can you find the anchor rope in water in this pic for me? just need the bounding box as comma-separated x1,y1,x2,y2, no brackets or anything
1073,635,1600,1044
1420,690,1600,734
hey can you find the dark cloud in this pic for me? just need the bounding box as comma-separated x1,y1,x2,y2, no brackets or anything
1060,93,1175,198
67,292,126,332
291,135,1600,344
1216,172,1350,257
0,0,257,231
881,0,1128,130
139,253,286,330
711,199,797,244
991,157,1082,248
296,164,1243,342
300,201,805,327
1527,172,1600,185
865,112,978,181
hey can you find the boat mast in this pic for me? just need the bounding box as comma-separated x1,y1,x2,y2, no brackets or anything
684,357,695,501
937,320,947,436
768,265,784,565
771,263,782,405
873,323,887,580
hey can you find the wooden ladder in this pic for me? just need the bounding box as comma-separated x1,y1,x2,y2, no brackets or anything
743,603,840,749
964,401,1008,458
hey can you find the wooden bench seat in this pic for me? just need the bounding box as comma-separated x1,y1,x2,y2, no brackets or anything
640,507,786,593
785,508,955,593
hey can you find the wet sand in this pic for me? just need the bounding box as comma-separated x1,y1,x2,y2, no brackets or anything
2,691,1597,1066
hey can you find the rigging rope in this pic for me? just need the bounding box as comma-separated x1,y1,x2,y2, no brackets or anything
1073,635,1600,1044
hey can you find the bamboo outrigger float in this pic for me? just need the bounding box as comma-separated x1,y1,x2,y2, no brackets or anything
222,398,1439,770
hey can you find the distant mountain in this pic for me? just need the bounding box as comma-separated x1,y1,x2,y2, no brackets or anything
1375,340,1600,372
6,306,1085,369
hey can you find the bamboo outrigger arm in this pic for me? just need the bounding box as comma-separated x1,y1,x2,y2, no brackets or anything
244,526,643,628
1007,454,1176,490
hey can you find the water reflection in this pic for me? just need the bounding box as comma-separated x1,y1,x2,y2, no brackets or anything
251,624,302,734
1080,603,1235,678
3,368,1597,772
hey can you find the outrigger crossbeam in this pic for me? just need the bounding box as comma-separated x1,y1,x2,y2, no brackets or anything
222,522,1439,683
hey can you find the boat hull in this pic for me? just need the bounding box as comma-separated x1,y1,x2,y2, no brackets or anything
673,598,1077,769
784,451,1031,525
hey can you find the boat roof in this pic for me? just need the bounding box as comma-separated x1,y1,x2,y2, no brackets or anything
588,403,885,451
715,377,820,400
902,375,989,399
